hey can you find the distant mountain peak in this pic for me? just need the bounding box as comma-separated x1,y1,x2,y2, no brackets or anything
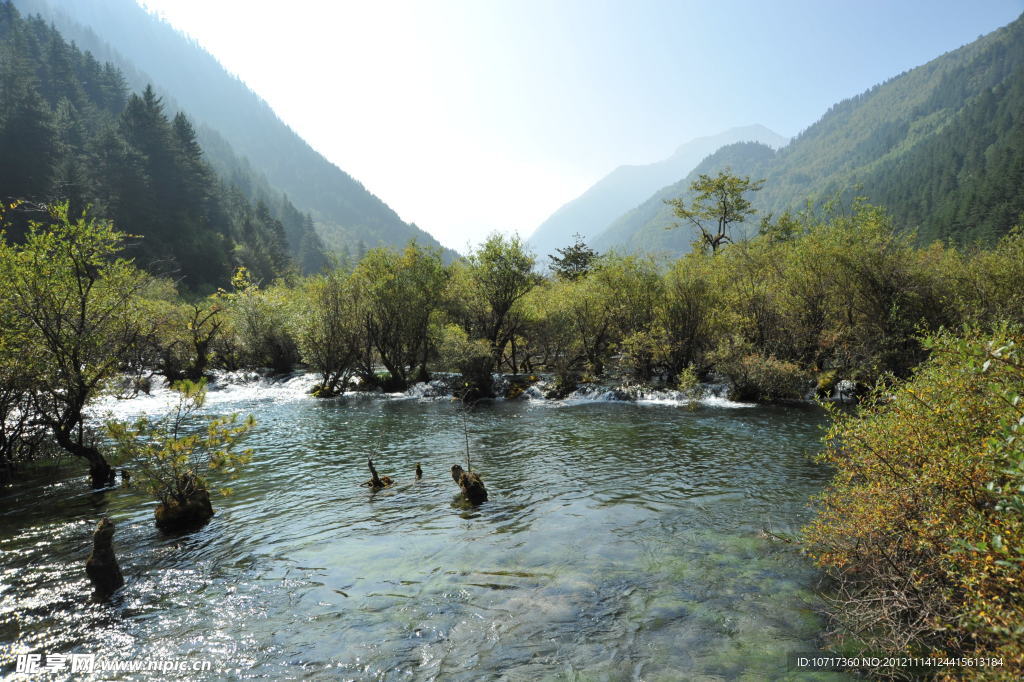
589,12,1024,257
670,124,788,158
526,125,787,259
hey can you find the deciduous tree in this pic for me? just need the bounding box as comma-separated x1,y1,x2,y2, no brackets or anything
665,169,764,253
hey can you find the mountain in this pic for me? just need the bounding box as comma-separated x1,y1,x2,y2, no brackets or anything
11,0,457,260
0,2,321,289
527,124,787,259
591,141,777,254
595,12,1024,256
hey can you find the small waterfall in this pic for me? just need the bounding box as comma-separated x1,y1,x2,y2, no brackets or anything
92,370,766,418
832,379,857,403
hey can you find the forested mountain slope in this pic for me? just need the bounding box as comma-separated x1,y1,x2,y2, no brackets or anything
527,125,786,258
0,3,324,289
11,0,456,259
595,12,1024,256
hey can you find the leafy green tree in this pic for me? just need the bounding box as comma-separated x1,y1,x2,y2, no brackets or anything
561,255,660,376
439,234,537,396
548,233,598,281
804,329,1024,671
147,295,225,383
665,169,764,253
0,262,42,485
295,269,362,396
657,253,722,376
462,233,538,364
352,243,448,388
516,280,575,374
217,266,297,372
0,203,151,486
434,323,493,394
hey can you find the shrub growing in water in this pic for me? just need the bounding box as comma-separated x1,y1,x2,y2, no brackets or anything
106,379,255,529
708,338,810,402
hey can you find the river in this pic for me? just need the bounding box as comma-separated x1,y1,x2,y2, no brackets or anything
1,374,849,680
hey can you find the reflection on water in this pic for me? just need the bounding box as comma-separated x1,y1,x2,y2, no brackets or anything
1,379,849,680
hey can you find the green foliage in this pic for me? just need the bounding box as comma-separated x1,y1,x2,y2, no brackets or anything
675,366,699,392
106,379,254,504
548,233,598,281
215,267,297,372
295,268,361,396
558,254,661,377
144,296,224,383
435,323,493,399
665,169,764,253
707,338,810,402
962,227,1024,327
0,202,150,482
444,233,539,378
656,253,723,376
620,328,672,382
351,242,448,388
803,329,1024,675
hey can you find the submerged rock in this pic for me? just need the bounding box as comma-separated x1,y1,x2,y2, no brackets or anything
155,487,214,530
85,517,124,600
451,464,488,505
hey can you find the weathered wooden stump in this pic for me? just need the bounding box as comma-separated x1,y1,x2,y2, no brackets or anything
85,517,124,601
450,464,488,505
361,458,394,490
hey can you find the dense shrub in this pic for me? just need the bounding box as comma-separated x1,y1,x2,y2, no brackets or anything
709,338,811,402
803,328,1024,678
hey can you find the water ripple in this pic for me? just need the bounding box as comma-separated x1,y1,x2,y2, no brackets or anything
1,381,843,679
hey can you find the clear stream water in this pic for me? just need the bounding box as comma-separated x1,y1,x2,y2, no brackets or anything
1,375,849,680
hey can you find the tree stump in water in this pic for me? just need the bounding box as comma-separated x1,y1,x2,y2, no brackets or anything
85,517,124,601
415,463,423,480
451,464,487,504
361,458,394,490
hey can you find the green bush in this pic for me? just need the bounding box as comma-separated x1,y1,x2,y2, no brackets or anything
803,328,1024,678
106,380,255,509
709,339,810,402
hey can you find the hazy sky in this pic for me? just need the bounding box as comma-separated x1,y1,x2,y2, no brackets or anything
136,0,1023,250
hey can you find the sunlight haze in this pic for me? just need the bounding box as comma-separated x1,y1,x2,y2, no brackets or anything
137,0,1023,251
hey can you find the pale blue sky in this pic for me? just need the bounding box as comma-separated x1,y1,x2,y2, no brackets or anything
137,0,1023,249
